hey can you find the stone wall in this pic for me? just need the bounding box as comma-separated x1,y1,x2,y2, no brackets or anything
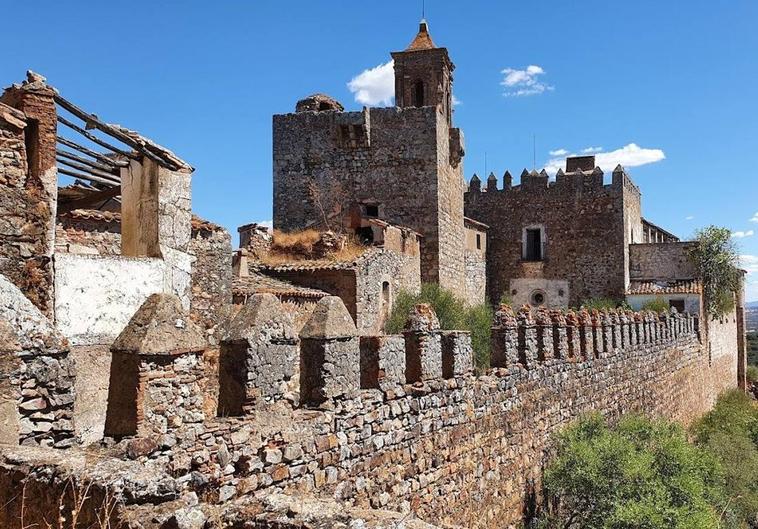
0,293,740,529
272,106,466,298
0,274,75,448
53,253,165,345
55,213,121,255
111,300,735,529
189,222,233,339
464,249,486,306
355,248,421,335
629,242,698,280
0,78,58,317
465,165,641,307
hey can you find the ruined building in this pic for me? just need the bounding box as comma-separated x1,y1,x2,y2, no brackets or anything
0,19,748,529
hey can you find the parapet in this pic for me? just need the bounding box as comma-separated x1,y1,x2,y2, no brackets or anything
295,93,344,113
491,305,698,369
466,155,639,195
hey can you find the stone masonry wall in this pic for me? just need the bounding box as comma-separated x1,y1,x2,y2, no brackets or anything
273,106,465,297
629,241,698,280
0,274,75,448
356,248,421,335
189,224,233,339
0,82,58,317
118,304,736,529
465,167,638,307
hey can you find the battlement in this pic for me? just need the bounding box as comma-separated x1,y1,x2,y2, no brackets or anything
491,304,698,368
467,162,640,196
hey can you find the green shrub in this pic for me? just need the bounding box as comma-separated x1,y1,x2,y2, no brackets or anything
385,283,492,371
689,226,742,318
641,297,670,313
537,414,726,529
748,365,758,384
692,390,758,526
579,298,622,311
464,303,494,371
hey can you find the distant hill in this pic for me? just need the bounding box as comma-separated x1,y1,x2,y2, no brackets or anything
747,301,758,309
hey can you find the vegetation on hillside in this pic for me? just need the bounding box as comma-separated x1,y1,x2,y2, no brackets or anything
692,390,758,526
748,332,758,367
690,226,742,318
385,283,493,371
534,392,758,528
535,414,725,529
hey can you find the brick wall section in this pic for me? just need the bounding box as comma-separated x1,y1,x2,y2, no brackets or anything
55,216,121,255
629,242,698,280
272,106,466,298
465,167,641,306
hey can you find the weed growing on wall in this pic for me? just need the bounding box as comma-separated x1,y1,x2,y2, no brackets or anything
385,283,492,370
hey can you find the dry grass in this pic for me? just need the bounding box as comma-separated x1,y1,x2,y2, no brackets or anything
258,229,367,266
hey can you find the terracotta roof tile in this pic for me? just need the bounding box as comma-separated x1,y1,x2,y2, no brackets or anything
406,21,436,51
57,209,225,233
233,274,328,299
627,279,702,295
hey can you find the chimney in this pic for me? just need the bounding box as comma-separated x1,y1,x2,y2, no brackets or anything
565,155,596,173
237,223,271,258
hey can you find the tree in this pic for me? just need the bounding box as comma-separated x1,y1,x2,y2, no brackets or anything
689,226,742,318
538,414,726,529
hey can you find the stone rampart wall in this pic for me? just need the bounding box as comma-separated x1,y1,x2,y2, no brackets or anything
124,300,734,529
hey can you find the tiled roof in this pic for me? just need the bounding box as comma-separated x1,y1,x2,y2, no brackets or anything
406,21,436,51
254,248,377,272
59,209,120,223
233,274,327,299
56,208,225,233
627,279,702,295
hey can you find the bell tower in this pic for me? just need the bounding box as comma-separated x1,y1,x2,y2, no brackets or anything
391,20,455,125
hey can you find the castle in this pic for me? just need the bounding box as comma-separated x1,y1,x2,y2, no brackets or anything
0,20,748,529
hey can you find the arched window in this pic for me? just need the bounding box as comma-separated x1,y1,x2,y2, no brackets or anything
413,80,425,107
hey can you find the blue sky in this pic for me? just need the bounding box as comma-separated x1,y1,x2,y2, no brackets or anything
5,1,758,300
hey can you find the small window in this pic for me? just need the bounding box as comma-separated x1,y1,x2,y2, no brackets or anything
525,228,543,261
476,233,482,250
356,226,374,244
413,80,425,107
24,119,40,181
530,290,546,306
669,299,685,313
365,204,379,217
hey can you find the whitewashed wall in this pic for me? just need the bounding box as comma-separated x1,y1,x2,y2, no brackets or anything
54,253,164,345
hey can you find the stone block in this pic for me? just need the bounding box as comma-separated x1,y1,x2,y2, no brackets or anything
300,296,359,405
441,331,473,378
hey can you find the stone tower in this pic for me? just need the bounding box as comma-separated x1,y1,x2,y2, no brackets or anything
391,20,454,125
273,20,468,300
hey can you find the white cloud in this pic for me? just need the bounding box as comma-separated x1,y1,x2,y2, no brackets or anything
744,256,758,301
549,148,568,156
581,146,603,153
685,215,695,220
741,255,758,273
732,230,755,239
750,212,758,223
348,60,395,106
452,94,462,106
257,220,273,230
501,65,554,97
544,143,666,175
